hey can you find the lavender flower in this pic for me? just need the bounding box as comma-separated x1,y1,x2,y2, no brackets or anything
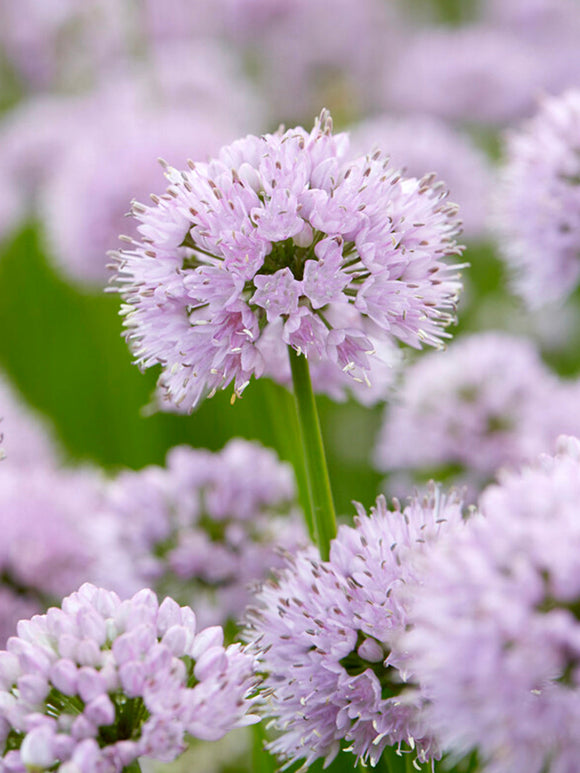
114,111,463,412
0,51,263,285
374,332,580,496
403,437,580,773
0,96,75,247
245,487,464,768
0,583,258,772
482,0,580,96
104,440,308,628
494,89,580,307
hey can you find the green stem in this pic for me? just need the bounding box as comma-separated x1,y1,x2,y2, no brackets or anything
404,752,416,773
378,746,405,773
263,379,315,541
122,761,142,773
251,722,277,773
288,346,337,560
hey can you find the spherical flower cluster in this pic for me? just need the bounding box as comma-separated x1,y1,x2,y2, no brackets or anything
104,440,308,627
481,0,580,97
402,437,580,773
349,114,492,241
114,110,464,412
494,89,580,307
244,486,464,768
374,332,580,495
0,583,258,772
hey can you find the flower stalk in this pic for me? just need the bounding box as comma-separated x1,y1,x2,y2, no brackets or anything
288,346,337,560
123,762,142,773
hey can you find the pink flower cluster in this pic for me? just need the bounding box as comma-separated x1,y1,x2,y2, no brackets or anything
245,486,464,768
403,438,580,773
115,111,463,411
495,89,580,307
0,584,258,772
104,440,308,627
374,332,580,496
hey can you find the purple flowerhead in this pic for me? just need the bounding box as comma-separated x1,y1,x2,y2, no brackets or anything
0,584,258,773
114,110,464,412
374,332,580,498
494,89,580,307
402,436,580,773
104,439,308,628
244,486,464,769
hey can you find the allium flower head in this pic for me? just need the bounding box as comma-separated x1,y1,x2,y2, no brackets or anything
0,583,258,773
374,332,578,496
494,89,580,307
245,486,463,769
114,111,464,411
105,440,307,627
403,437,580,773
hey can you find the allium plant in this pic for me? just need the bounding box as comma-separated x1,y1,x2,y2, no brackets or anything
114,110,463,413
374,332,580,497
402,437,580,773
221,0,402,126
0,583,258,773
494,89,580,307
245,486,464,769
104,439,308,628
